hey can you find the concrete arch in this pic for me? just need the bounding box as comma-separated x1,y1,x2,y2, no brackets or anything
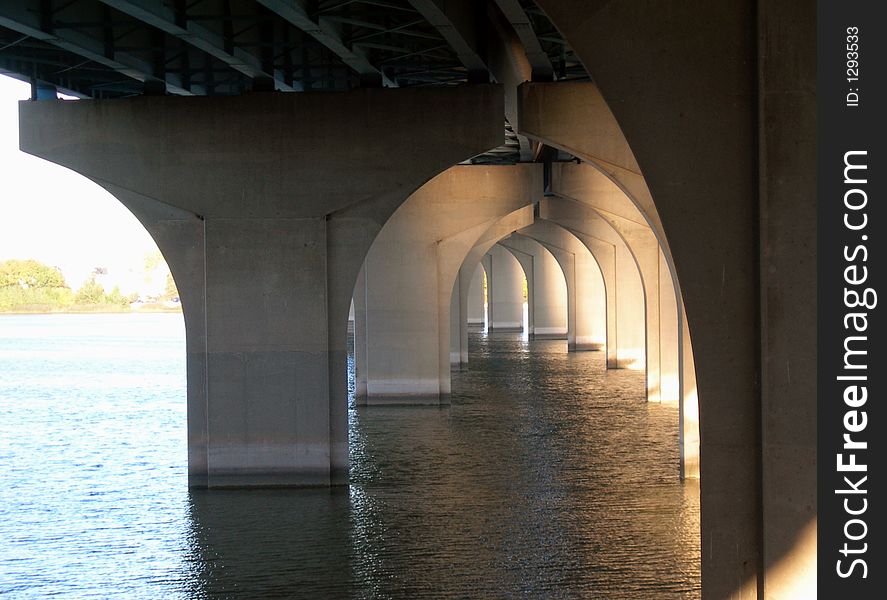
537,184,696,477
485,208,696,480
450,203,636,376
449,206,536,371
485,244,527,333
510,3,816,593
518,82,699,474
20,86,505,488
499,236,568,340
464,216,697,481
493,242,533,334
517,80,697,470
514,221,606,352
540,194,663,392
354,165,541,405
517,97,684,407
499,230,581,348
538,207,644,371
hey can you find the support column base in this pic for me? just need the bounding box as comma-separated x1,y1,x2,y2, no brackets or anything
570,342,604,352
488,325,523,332
189,470,332,489
364,393,451,406
531,332,569,340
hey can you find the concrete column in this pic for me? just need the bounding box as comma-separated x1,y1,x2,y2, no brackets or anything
517,8,763,590
500,243,536,335
449,275,464,370
539,196,646,369
467,264,486,327
448,266,488,371
486,244,526,332
659,247,680,402
500,235,568,341
578,235,617,363
480,253,494,321
758,1,816,595
19,87,503,487
363,231,442,404
519,221,606,351
681,300,700,480
518,238,567,340
361,165,541,404
457,207,536,369
524,241,566,340
451,264,474,371
352,264,368,405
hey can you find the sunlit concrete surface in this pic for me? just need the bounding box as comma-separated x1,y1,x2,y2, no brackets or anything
466,265,486,327
540,196,645,369
518,221,606,351
486,243,526,333
356,164,541,404
453,207,536,371
499,234,568,340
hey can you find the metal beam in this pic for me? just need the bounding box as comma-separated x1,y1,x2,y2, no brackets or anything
98,0,297,91
492,0,553,80
346,19,441,44
0,3,195,95
256,0,394,86
0,67,90,99
406,0,488,81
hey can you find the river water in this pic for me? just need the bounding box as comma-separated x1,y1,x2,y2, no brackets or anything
0,313,699,598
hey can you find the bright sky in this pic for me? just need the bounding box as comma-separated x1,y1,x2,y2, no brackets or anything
0,74,161,292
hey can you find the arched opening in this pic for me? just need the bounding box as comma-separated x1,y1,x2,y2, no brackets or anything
346,147,700,592
485,242,527,334
0,74,191,594
500,236,569,342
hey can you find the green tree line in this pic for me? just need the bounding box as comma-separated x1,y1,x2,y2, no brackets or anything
1,259,131,312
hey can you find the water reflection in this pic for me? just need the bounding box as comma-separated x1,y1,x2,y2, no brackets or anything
185,488,356,598
0,316,699,598
182,331,700,598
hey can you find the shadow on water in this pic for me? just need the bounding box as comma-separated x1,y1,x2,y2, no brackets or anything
182,330,700,599
185,488,358,598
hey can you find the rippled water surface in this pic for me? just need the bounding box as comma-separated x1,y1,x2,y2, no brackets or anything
0,314,699,598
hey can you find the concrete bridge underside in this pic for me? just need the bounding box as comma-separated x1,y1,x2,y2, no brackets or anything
15,1,814,598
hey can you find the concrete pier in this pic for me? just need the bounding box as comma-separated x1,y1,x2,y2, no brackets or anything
466,265,486,327
518,221,606,351
357,164,541,404
499,235,568,340
485,244,526,333
453,207,535,370
19,87,503,486
519,0,816,592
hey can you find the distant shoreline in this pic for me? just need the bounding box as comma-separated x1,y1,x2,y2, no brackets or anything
0,305,182,315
